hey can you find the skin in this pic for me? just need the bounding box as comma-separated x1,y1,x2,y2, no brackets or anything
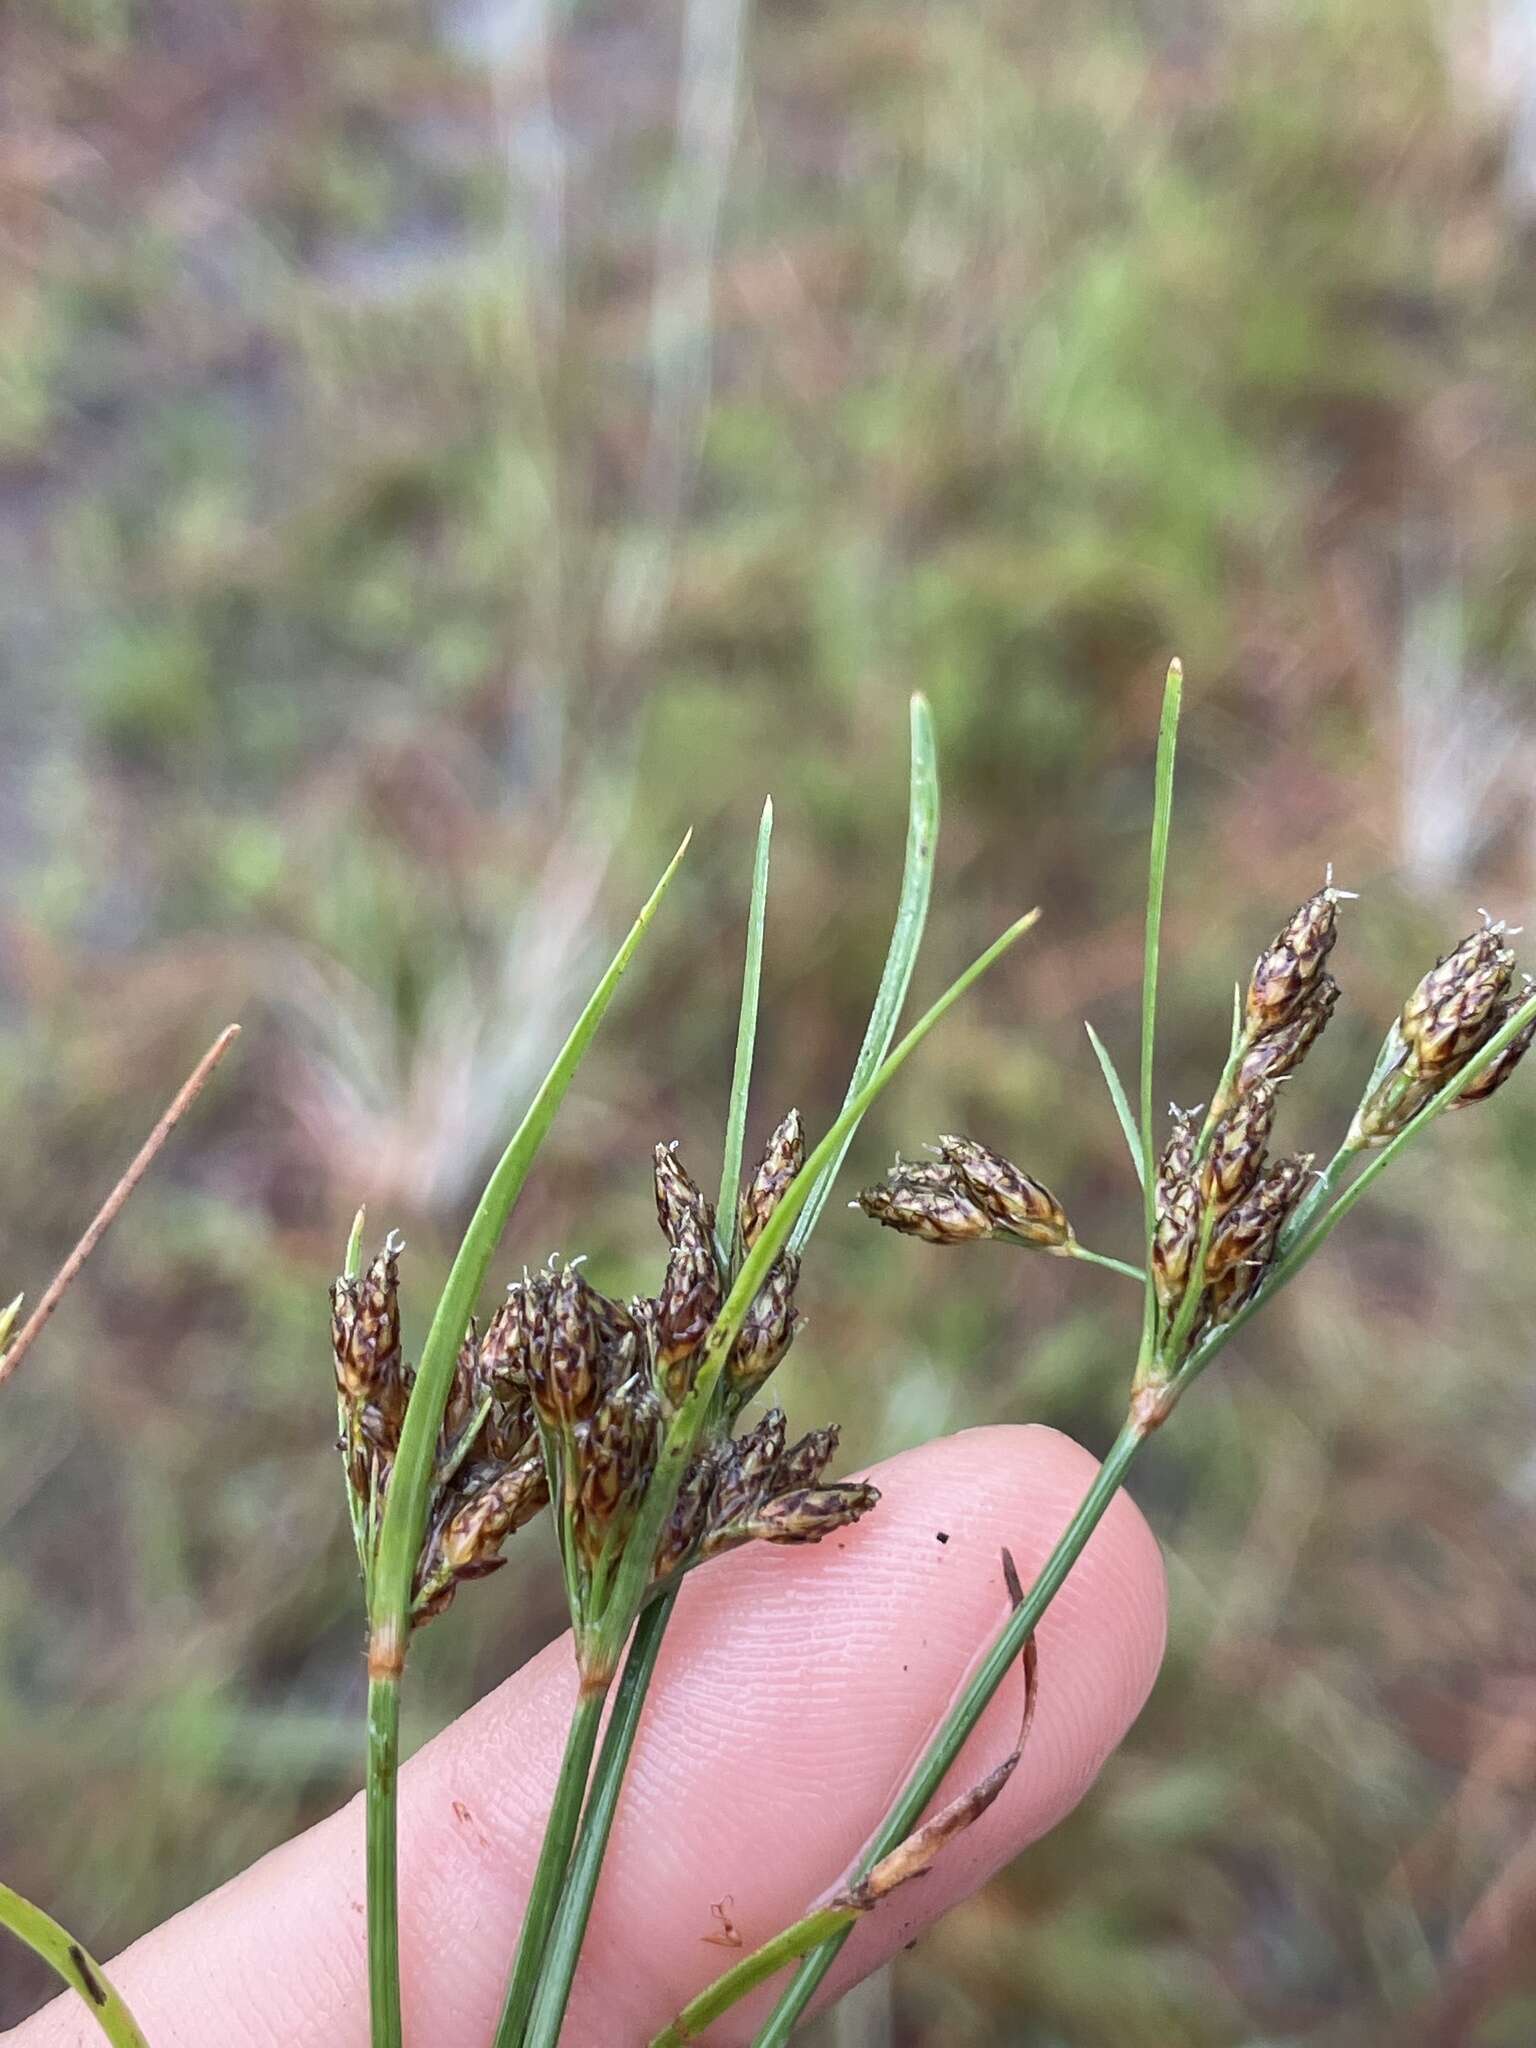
8,1425,1166,2047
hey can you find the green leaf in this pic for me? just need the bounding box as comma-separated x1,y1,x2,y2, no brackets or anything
789,693,939,1253
1084,1020,1144,1188
715,798,774,1274
1138,659,1182,1363
0,1882,149,2048
368,831,692,1647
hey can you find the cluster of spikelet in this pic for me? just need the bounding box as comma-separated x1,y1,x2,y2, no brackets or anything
850,878,1535,1373
331,1112,878,1627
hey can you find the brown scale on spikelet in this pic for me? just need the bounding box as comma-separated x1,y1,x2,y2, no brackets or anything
775,1423,841,1491
332,1236,413,1498
936,1137,1072,1249
1156,1108,1199,1192
655,1441,727,1578
856,1162,994,1244
1199,1082,1277,1218
710,1409,789,1528
738,1110,805,1252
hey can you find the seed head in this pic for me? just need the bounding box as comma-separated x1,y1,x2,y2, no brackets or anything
855,1164,994,1244
738,1109,805,1252
1400,923,1515,1080
1245,884,1342,1038
726,1252,802,1400
416,1453,550,1621
1205,1154,1311,1322
1152,1175,1203,1316
654,1217,724,1407
775,1423,842,1490
332,1240,403,1407
574,1382,660,1563
480,1284,532,1397
1156,1108,1199,1193
1454,983,1536,1107
711,1408,789,1527
1237,974,1339,1095
1200,1082,1277,1216
654,1142,716,1249
654,1441,726,1577
708,1481,880,1552
936,1136,1071,1248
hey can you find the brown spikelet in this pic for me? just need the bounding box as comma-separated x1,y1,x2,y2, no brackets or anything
1244,884,1342,1038
936,1136,1071,1248
710,1480,880,1550
480,1284,532,1396
1205,1155,1311,1322
1156,1108,1199,1192
725,1253,801,1400
1200,1082,1277,1217
856,1164,994,1244
775,1423,841,1491
711,1408,789,1527
1401,926,1515,1079
738,1109,805,1252
654,1142,716,1248
1237,975,1339,1096
415,1453,550,1622
654,1218,724,1407
654,1442,726,1577
1151,1176,1202,1317
574,1382,660,1564
1454,983,1536,1106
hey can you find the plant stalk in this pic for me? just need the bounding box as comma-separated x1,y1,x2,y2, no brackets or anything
0,1882,151,2048
651,1905,855,2047
521,1595,677,2048
366,1673,403,2048
491,1685,608,2048
751,1414,1150,2045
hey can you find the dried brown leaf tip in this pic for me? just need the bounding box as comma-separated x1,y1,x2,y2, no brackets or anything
856,1138,1072,1251
1356,917,1534,1142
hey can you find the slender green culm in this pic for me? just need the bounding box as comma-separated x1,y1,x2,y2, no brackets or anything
493,1688,607,2048
519,1594,678,2048
751,1420,1149,2044
1084,1020,1144,1188
362,832,690,2048
1137,658,1183,1368
790,693,939,1253
0,1881,150,2048
716,798,774,1274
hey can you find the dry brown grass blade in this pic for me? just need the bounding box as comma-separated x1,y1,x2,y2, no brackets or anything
0,1024,240,1389
835,1548,1039,1914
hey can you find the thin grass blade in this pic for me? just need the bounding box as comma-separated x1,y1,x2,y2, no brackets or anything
715,798,773,1273
0,1883,149,2048
1084,1021,1144,1187
789,694,938,1252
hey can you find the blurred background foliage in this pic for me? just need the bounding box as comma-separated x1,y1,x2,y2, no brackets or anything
4,0,1536,2040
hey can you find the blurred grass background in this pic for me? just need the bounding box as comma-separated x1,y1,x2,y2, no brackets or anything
5,0,1536,2040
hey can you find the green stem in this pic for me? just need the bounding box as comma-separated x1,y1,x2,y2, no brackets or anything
490,1685,608,2048
716,800,774,1275
0,1881,150,2048
651,1905,855,2047
751,1416,1150,2046
521,1596,677,2048
1062,1242,1144,1283
366,1674,402,2048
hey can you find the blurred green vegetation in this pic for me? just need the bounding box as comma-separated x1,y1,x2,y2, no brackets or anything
5,0,1536,2040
